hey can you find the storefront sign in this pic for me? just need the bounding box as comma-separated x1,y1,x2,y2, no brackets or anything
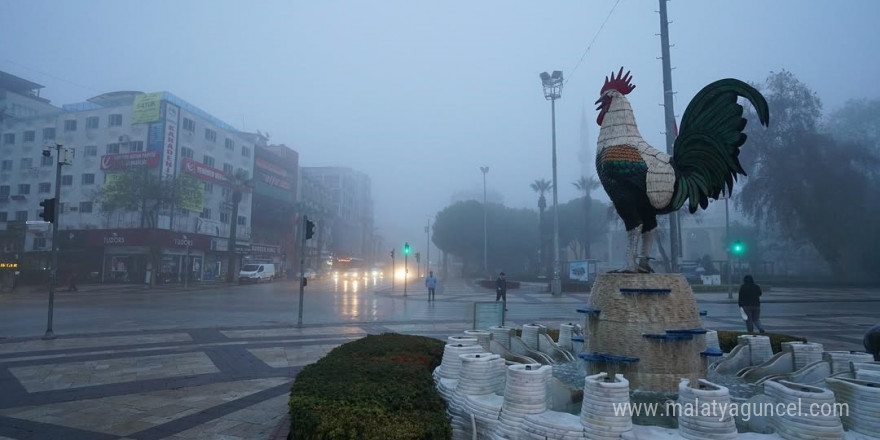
132,92,163,123
100,151,160,171
162,103,180,178
0,262,18,269
250,243,280,255
181,158,228,185
81,229,212,250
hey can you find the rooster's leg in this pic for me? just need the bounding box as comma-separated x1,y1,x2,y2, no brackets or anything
609,226,641,273
638,229,655,273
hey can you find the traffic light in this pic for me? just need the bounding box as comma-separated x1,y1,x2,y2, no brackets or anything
404,242,410,256
415,252,420,264
390,249,395,259
731,240,745,256
39,198,56,223
305,218,315,240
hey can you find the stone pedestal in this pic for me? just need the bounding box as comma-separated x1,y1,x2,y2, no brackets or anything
583,273,706,392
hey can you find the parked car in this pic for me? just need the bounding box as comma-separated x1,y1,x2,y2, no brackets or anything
238,263,276,283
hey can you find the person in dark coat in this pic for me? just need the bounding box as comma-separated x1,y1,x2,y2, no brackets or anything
738,274,765,333
865,324,880,361
495,272,508,311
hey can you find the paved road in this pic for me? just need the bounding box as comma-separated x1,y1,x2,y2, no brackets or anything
0,278,877,439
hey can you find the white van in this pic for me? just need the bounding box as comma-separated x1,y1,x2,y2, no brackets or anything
238,263,276,283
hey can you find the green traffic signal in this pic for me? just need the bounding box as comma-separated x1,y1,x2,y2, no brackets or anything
403,242,410,255
731,240,745,255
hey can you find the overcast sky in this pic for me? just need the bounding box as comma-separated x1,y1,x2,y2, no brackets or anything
3,1,879,253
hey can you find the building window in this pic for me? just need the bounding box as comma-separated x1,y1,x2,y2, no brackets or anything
61,175,73,186
225,138,234,150
24,130,36,142
84,145,97,157
82,174,95,185
79,201,93,213
20,158,33,169
15,211,28,221
86,116,99,129
33,237,47,249
0,212,6,222
40,155,53,166
64,120,77,131
105,143,120,154
129,141,144,152
1,160,11,171
223,163,233,174
204,128,216,142
42,127,56,141
203,155,215,167
18,184,30,195
237,215,247,226
241,146,251,158
2,133,14,145
220,212,230,224
39,182,51,193
180,146,194,159
109,114,122,127
200,208,211,219
0,186,9,197
204,182,213,194
183,117,195,132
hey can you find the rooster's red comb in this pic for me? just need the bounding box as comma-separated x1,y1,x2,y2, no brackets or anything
600,67,636,96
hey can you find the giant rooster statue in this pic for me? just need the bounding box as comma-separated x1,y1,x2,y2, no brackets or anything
594,68,769,273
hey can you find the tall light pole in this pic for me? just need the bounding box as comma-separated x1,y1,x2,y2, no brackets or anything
541,71,563,296
480,166,489,279
425,218,431,275
725,196,733,299
43,142,70,340
658,0,681,271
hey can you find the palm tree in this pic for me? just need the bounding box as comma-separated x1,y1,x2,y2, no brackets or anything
573,176,601,258
226,169,252,282
530,179,552,273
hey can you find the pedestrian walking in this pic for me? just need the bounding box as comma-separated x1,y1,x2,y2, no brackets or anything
864,323,880,361
495,271,508,311
66,271,79,292
425,271,438,302
738,274,765,333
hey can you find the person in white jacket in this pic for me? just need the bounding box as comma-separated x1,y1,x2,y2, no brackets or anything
425,271,438,302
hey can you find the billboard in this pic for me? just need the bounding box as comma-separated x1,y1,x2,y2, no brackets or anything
181,158,229,185
100,151,160,171
568,260,591,282
161,102,180,178
132,92,163,123
253,147,295,203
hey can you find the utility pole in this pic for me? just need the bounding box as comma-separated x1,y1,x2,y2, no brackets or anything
658,0,681,271
296,216,309,326
404,242,409,296
480,167,489,280
390,249,395,292
43,142,68,340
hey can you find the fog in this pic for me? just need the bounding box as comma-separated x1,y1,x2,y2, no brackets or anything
3,0,879,248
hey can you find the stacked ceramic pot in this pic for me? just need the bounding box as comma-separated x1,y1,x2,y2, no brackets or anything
459,354,507,439
450,353,502,440
781,341,824,370
738,334,773,366
492,364,552,439
705,330,720,351
676,378,737,440
580,372,632,440
490,325,514,350
852,361,880,381
520,411,587,439
464,330,493,351
436,342,483,400
822,351,875,375
826,376,880,436
558,323,578,351
763,379,844,440
448,335,479,346
521,324,542,350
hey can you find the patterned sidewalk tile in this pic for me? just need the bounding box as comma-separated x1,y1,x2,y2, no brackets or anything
220,326,365,339
248,344,336,369
0,333,193,356
9,351,218,392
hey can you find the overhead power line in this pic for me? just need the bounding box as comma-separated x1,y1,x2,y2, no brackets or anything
565,0,622,87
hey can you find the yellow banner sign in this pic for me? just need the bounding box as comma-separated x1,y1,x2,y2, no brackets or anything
179,179,205,213
132,92,163,124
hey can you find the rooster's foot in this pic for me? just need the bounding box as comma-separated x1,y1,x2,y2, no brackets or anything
637,258,654,274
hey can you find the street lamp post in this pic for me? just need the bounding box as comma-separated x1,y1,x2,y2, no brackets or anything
541,71,563,296
725,196,733,299
43,142,69,340
480,166,489,279
425,219,431,275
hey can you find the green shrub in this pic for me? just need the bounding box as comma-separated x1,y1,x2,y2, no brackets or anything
716,330,807,353
289,333,450,439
